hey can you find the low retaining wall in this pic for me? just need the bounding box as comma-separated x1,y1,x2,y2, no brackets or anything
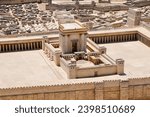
44,43,61,65
137,30,150,47
76,65,117,78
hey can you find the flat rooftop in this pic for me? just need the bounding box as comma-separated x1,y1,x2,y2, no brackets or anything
0,50,114,89
0,49,119,89
61,23,83,30
77,60,95,68
100,41,150,76
0,50,67,88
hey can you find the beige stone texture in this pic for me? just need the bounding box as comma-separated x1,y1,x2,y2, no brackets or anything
0,21,150,100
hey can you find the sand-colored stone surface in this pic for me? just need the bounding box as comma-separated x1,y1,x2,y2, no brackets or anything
100,41,150,76
0,50,66,88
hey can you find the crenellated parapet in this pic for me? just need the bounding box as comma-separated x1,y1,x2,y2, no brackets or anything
0,77,150,100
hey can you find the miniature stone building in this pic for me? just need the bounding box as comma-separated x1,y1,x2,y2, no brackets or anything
127,8,141,27
0,1,150,100
43,21,125,79
59,21,87,54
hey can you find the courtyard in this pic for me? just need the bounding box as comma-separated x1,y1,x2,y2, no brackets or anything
0,50,67,88
100,41,150,76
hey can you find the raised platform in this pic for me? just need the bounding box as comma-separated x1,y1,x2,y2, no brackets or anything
100,41,150,76
0,41,150,89
0,26,149,99
0,50,67,88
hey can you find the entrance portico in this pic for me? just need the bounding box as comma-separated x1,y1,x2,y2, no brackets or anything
59,21,88,54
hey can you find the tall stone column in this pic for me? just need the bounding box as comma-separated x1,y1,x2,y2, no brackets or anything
30,43,33,50
21,44,24,50
8,44,11,51
15,44,17,51
25,43,27,50
18,44,20,51
36,42,39,49
28,43,30,50
12,44,14,51
6,45,8,52
33,42,36,49
42,40,45,51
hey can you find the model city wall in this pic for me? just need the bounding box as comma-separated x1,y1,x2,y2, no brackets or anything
0,77,150,100
0,30,149,99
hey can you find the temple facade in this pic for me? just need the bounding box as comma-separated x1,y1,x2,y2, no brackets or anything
43,21,125,79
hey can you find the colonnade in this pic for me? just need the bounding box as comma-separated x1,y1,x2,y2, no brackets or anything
91,33,137,44
138,34,150,47
0,41,42,52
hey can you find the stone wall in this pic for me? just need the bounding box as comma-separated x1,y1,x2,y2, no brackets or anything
44,43,61,65
0,27,149,100
60,57,69,74
0,30,58,39
138,31,150,47
89,32,137,44
0,0,42,4
47,2,128,11
0,77,150,100
132,1,150,7
76,65,117,78
87,38,100,51
59,53,123,79
94,5,128,12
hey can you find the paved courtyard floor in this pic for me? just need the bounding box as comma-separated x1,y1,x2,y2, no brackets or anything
100,41,150,76
0,50,66,88
0,41,150,88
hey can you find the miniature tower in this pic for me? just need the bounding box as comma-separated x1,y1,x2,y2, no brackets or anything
59,21,88,54
116,59,124,75
127,8,141,27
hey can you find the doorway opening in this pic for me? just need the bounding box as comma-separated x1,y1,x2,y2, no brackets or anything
72,40,78,53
